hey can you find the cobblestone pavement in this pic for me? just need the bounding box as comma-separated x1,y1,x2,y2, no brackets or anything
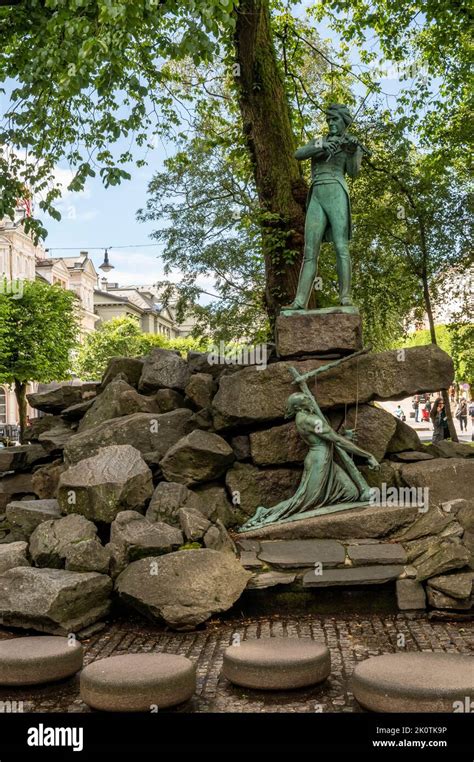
0,613,472,713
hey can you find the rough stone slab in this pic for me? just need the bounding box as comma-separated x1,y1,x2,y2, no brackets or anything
240,504,419,540
146,482,206,527
430,440,474,459
160,430,234,486
303,564,404,587
0,444,50,474
414,542,470,581
391,451,435,462
225,463,303,520
0,473,36,512
58,444,153,523
27,383,98,414
29,514,109,573
239,551,263,569
258,539,345,568
64,409,193,464
399,458,474,507
108,511,183,577
0,567,112,634
0,636,83,686
212,345,454,430
386,418,424,454
191,483,236,527
31,461,66,500
139,348,191,392
78,378,158,431
348,543,407,566
6,500,61,540
396,579,426,610
352,653,473,712
328,404,397,462
100,357,144,390
397,507,453,541
275,312,362,358
427,587,472,610
247,572,297,589
249,422,307,466
0,542,30,574
427,571,474,600
222,638,330,689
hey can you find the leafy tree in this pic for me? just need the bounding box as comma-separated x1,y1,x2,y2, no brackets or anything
74,316,209,380
0,278,78,440
0,0,470,321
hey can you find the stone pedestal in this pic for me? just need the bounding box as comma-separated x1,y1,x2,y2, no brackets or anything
275,311,363,358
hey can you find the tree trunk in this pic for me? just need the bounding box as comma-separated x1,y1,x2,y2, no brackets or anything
421,273,459,442
14,379,28,444
234,0,308,324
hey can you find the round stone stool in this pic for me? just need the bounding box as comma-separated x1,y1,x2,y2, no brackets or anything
80,653,196,711
352,653,473,712
222,638,331,690
0,636,83,686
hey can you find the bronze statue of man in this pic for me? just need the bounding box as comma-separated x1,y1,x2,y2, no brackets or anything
285,104,364,310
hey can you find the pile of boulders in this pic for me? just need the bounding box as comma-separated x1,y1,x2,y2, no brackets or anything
0,321,472,632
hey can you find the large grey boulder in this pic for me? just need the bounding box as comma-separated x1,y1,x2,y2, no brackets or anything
115,550,251,630
160,430,235,486
6,499,61,540
203,520,236,555
426,587,472,610
399,458,474,507
100,356,144,390
78,378,159,431
23,415,57,443
184,373,216,410
212,345,453,430
64,409,192,464
146,482,206,527
225,462,303,518
0,567,112,634
29,514,109,573
60,398,95,421
27,383,98,414
275,311,362,358
328,404,397,461
58,445,153,523
0,542,30,574
139,348,191,392
108,511,183,576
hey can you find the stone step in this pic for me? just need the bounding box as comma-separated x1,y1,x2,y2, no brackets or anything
302,565,404,587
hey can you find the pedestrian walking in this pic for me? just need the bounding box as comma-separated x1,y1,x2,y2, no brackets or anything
431,398,449,443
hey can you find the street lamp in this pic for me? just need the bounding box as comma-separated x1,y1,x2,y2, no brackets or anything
99,247,114,273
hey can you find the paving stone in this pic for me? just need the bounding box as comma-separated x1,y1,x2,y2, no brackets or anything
352,653,473,712
396,579,426,610
303,565,404,587
222,638,331,689
347,543,407,566
0,612,471,713
0,636,83,685
258,539,345,568
80,653,196,711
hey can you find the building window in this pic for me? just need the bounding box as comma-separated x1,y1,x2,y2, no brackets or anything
0,387,6,423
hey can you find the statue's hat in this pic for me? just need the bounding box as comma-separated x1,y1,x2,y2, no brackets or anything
325,103,353,126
